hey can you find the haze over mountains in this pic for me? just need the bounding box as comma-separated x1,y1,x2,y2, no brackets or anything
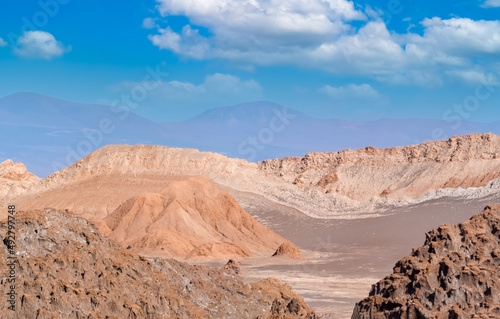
2,92,500,178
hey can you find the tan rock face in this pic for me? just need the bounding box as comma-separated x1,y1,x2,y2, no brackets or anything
0,160,38,213
352,205,500,319
0,160,37,182
7,133,500,219
260,133,500,201
0,209,316,319
103,175,296,259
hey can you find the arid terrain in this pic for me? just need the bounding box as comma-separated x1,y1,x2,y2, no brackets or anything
1,133,500,318
0,209,315,318
102,175,301,260
4,133,500,220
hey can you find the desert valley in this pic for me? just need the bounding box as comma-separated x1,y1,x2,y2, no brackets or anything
3,0,500,318
1,132,500,318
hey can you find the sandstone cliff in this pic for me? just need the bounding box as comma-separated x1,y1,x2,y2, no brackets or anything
260,133,500,201
0,209,316,318
352,205,500,319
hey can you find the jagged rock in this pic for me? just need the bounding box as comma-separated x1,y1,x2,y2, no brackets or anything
352,205,500,319
221,259,241,275
0,209,316,318
0,159,38,205
272,242,304,260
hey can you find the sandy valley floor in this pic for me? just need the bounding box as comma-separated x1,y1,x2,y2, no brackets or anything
193,191,500,318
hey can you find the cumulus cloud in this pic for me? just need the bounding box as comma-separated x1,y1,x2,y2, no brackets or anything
319,84,382,99
14,31,70,59
149,25,210,59
446,70,500,86
411,18,500,57
481,0,500,8
148,1,500,86
0,38,8,47
151,0,364,58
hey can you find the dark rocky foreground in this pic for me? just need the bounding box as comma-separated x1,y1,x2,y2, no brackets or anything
352,205,500,319
0,209,316,319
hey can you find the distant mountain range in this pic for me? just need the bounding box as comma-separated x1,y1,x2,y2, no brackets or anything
1,92,499,177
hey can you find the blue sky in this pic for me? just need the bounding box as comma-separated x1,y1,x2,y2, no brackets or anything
1,0,500,122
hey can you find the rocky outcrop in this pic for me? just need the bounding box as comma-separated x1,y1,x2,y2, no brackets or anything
272,242,304,260
222,259,241,275
260,133,500,202
0,209,316,318
352,205,500,319
8,133,500,219
103,176,297,259
0,159,38,203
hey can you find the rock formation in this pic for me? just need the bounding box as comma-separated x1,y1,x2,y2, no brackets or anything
221,259,241,275
102,176,299,259
272,242,304,260
260,133,500,201
0,209,316,318
0,160,38,218
6,133,500,219
352,205,500,319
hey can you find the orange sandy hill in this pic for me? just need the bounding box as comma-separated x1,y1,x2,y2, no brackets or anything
101,175,300,259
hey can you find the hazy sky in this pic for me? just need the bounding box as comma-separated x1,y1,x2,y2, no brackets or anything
1,0,500,122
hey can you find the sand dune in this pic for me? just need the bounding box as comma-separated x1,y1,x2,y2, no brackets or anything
102,175,300,259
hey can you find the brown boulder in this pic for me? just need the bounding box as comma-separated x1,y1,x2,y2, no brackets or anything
272,242,304,260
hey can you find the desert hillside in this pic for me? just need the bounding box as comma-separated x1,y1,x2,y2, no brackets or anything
0,209,315,319
261,133,500,201
7,133,500,219
102,175,300,259
352,205,500,318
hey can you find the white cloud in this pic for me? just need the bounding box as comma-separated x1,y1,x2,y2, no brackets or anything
142,17,157,29
0,38,8,47
446,70,500,86
149,25,210,59
13,31,70,59
149,1,500,87
411,18,500,57
319,84,382,99
481,0,500,8
152,0,365,58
